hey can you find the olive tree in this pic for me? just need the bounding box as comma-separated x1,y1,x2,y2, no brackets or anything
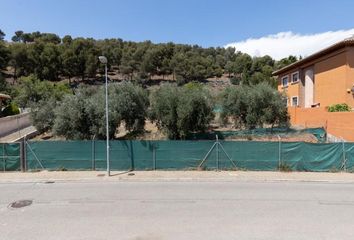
30,98,57,133
221,83,289,129
150,83,214,139
110,82,149,132
52,82,149,140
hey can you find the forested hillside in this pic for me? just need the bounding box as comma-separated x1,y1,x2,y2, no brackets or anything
0,30,297,87
0,30,295,140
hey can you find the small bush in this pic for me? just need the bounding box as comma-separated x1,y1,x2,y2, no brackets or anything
1,102,20,117
329,166,340,173
230,76,241,85
58,166,68,171
279,162,292,172
176,78,186,86
328,103,351,112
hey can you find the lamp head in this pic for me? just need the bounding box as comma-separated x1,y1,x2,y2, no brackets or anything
98,56,107,64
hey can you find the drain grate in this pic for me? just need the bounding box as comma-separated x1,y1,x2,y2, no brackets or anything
44,181,55,184
9,200,33,209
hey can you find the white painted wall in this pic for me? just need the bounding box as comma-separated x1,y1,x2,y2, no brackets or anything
304,69,314,108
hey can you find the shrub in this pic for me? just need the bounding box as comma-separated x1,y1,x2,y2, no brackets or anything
14,75,71,108
230,76,242,85
0,73,10,94
278,162,292,172
184,81,203,90
328,103,351,112
1,102,20,117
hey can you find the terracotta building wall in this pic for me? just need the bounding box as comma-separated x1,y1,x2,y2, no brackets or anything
277,70,301,106
288,107,354,141
346,48,354,108
277,47,354,109
313,51,348,107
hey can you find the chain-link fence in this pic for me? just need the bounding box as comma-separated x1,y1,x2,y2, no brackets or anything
23,139,354,172
0,143,21,171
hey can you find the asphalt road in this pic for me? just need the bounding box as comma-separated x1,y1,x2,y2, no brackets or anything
1,180,354,240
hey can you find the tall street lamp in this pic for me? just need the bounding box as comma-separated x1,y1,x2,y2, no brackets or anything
98,56,110,176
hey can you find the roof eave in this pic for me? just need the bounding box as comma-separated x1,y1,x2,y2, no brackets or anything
272,37,354,76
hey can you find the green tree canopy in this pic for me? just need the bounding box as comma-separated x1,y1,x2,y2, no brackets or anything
4,30,299,88
52,82,149,140
150,83,214,139
14,75,71,108
221,83,289,129
0,29,5,41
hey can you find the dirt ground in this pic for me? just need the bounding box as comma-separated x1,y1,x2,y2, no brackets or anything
32,121,318,143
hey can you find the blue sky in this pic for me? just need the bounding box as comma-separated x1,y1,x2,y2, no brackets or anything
1,0,354,58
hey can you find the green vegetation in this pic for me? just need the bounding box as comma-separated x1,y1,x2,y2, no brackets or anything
51,83,148,139
14,75,71,108
0,29,297,85
278,162,292,172
327,103,351,112
150,84,214,139
0,73,11,94
0,29,293,140
221,83,289,129
0,102,20,117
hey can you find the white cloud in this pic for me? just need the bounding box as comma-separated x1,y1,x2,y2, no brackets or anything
225,29,354,60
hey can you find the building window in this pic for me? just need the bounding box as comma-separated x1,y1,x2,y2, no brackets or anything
291,96,298,107
282,76,288,87
291,72,299,83
283,97,289,107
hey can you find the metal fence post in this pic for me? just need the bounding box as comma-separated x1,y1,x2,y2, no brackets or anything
341,138,347,172
19,141,25,172
153,143,156,170
216,135,219,171
278,135,282,170
2,143,5,172
91,136,96,170
26,140,44,170
23,137,27,172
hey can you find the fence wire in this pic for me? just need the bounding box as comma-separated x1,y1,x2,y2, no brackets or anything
0,143,21,171
23,140,354,172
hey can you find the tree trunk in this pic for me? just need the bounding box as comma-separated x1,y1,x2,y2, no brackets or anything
14,65,17,80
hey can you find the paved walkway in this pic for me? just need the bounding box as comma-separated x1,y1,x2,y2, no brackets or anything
1,170,354,183
0,126,37,143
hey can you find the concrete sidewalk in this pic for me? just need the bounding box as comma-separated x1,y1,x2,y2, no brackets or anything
1,170,354,183
0,125,37,143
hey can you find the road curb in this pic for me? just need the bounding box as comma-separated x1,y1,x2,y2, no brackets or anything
1,177,354,184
